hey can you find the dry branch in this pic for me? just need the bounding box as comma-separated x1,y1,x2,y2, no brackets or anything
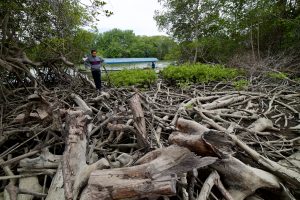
129,93,149,149
2,69,300,200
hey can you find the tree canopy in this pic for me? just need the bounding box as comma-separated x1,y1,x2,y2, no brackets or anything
155,0,300,64
0,0,111,61
95,28,177,60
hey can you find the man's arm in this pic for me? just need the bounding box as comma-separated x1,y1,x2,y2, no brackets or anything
84,57,91,68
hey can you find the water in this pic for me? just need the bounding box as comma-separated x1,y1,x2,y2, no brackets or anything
102,60,173,71
77,60,173,72
29,61,174,79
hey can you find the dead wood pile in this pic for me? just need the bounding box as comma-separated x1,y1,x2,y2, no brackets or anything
1,75,300,200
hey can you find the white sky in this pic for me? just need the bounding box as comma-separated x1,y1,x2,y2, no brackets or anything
96,0,167,36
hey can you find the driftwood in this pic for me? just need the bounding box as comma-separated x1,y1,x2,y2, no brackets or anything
170,118,282,200
197,170,233,200
2,70,300,200
19,148,61,169
46,111,110,200
17,176,43,200
80,145,217,200
129,93,149,149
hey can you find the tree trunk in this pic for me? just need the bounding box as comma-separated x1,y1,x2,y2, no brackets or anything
80,145,217,200
169,118,282,200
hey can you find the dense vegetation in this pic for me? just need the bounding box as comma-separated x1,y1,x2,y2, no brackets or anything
0,0,111,62
102,63,241,87
3,0,299,69
1,0,299,88
95,29,177,60
155,0,300,66
0,0,177,66
161,64,240,84
103,69,157,87
29,28,178,63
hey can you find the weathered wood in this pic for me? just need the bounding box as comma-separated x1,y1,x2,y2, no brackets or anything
212,156,281,200
278,151,300,174
170,118,282,200
230,133,300,189
89,92,110,102
3,69,300,200
193,108,300,189
247,118,276,132
170,130,236,158
202,95,246,110
19,148,61,169
155,115,169,148
17,176,42,200
176,118,209,135
129,93,149,148
197,170,233,200
169,132,216,157
70,93,92,115
46,111,110,200
61,112,88,200
80,145,217,200
45,164,64,200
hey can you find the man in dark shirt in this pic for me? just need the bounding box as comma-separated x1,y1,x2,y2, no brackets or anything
84,50,104,91
151,62,156,69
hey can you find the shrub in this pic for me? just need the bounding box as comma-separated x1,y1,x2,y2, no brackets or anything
102,69,157,87
178,80,192,89
233,79,249,90
161,63,240,84
294,77,300,83
267,72,288,80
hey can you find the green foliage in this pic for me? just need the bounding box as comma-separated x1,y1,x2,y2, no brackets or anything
102,69,157,87
267,72,288,80
27,29,97,63
95,29,178,60
293,77,300,83
155,0,300,63
178,81,192,89
233,79,249,90
1,0,110,62
161,64,239,85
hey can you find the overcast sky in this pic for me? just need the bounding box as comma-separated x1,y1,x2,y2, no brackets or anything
96,0,167,36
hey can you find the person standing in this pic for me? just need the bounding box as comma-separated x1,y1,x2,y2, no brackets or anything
84,50,104,91
151,61,156,69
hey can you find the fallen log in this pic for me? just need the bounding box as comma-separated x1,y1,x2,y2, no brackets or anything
247,118,278,132
169,118,283,200
195,107,300,189
46,111,110,200
129,93,149,149
80,145,217,200
202,95,247,110
17,176,43,200
19,148,61,169
197,170,233,200
70,93,92,115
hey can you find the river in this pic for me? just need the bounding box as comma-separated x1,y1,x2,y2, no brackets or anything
83,60,173,71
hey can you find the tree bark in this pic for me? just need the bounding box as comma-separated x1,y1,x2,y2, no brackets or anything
80,145,217,200
169,118,282,200
129,93,149,149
